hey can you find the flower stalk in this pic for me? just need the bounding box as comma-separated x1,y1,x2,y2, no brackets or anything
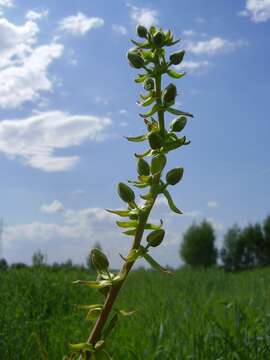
68,24,193,360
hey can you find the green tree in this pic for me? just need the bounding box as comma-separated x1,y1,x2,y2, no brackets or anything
240,223,264,267
263,215,270,264
220,225,243,270
0,258,8,271
180,220,217,268
86,241,102,271
32,250,47,267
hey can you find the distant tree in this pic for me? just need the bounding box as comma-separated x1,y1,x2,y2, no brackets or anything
221,223,265,270
180,220,217,268
86,242,102,271
220,225,243,270
0,258,8,271
32,250,47,267
263,215,270,264
10,262,27,269
240,223,265,267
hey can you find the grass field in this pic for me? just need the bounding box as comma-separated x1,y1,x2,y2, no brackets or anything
1,267,270,359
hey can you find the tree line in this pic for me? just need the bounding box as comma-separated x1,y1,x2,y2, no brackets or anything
1,217,270,272
180,215,270,270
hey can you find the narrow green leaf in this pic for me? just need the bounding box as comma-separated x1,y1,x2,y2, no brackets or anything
134,74,148,83
73,280,111,289
140,192,153,200
138,175,152,184
116,220,138,228
126,248,144,262
141,96,155,107
167,107,193,117
167,69,186,79
134,149,151,158
118,309,137,317
144,221,163,230
130,39,151,49
69,343,94,352
86,307,102,321
142,252,171,274
76,304,103,311
162,188,183,214
139,103,161,118
122,229,137,236
125,134,147,142
105,209,130,217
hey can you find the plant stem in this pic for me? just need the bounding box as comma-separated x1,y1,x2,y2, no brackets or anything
85,71,165,360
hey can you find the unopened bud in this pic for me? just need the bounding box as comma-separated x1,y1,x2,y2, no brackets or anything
148,131,163,150
137,158,150,176
163,84,177,106
144,78,155,91
118,182,135,203
170,50,185,65
151,154,167,175
147,229,165,247
91,248,109,272
127,50,144,69
170,116,187,132
153,31,164,47
166,167,184,185
136,25,148,38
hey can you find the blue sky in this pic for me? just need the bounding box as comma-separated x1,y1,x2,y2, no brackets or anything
0,0,269,268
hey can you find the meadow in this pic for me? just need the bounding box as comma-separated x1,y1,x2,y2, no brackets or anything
1,267,270,359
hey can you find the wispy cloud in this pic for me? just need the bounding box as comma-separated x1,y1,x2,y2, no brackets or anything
112,24,127,35
186,37,248,56
58,12,104,36
0,0,13,8
41,200,65,214
129,5,158,27
239,0,270,23
207,201,219,208
26,9,49,21
0,111,111,171
176,60,211,74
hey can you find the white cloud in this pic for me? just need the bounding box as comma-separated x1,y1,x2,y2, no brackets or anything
186,37,247,55
0,17,39,68
0,0,13,8
112,24,127,35
239,0,270,22
182,29,196,37
26,10,49,21
41,200,65,214
207,201,219,208
118,109,127,115
58,12,104,36
206,217,224,232
130,6,158,27
176,60,211,73
0,43,63,108
0,17,64,109
94,96,109,106
184,210,202,218
0,110,111,171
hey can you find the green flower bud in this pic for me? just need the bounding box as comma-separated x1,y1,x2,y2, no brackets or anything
91,248,109,272
166,167,184,185
136,25,148,38
144,78,155,91
127,50,144,69
137,158,150,176
151,154,167,175
153,31,164,47
170,116,187,132
148,131,163,150
147,229,165,247
169,50,185,65
163,84,177,106
118,182,135,203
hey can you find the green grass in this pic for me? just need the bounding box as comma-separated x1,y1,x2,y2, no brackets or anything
1,266,270,359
